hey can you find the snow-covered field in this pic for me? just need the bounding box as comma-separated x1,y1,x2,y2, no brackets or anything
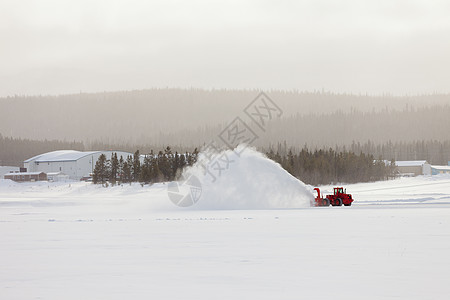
1,175,450,300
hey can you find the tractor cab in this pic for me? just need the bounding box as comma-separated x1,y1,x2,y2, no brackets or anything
334,187,344,195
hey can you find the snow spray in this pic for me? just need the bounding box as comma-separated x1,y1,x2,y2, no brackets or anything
169,145,314,209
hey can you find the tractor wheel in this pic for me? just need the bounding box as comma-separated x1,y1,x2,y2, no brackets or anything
336,198,342,206
322,198,330,206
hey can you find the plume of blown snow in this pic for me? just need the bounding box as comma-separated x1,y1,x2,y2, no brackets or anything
183,145,313,209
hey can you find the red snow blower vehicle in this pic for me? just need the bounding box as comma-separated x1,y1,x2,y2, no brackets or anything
313,187,353,207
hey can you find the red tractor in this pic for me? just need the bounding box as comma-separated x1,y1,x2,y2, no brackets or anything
313,187,354,207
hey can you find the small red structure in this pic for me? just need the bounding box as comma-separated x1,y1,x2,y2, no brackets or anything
313,187,354,207
4,172,47,182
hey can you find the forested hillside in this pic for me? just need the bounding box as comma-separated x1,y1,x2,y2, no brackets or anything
2,89,450,174
1,89,450,148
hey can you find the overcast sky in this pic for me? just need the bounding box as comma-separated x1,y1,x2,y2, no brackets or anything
1,0,450,97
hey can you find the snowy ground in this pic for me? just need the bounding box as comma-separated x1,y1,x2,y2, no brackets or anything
1,176,450,300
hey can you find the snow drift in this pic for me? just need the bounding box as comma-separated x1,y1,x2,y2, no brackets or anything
0,179,18,188
179,145,313,209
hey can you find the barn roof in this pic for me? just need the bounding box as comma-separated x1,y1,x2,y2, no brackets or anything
24,150,100,163
47,172,68,176
431,165,450,171
395,160,428,167
5,172,46,176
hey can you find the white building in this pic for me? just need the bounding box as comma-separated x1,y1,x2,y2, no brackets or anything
395,160,431,176
24,150,133,180
47,172,70,182
431,165,450,175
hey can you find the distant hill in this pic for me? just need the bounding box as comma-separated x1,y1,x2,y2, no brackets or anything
1,88,450,148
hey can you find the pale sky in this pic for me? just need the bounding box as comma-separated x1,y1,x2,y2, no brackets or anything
1,0,450,96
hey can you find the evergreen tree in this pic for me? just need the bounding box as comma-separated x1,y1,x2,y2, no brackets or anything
133,150,141,181
191,148,199,165
118,156,124,183
164,146,174,180
93,154,108,184
121,155,133,183
140,154,152,183
158,150,169,181
172,151,180,180
110,153,119,184
150,153,164,182
178,153,186,177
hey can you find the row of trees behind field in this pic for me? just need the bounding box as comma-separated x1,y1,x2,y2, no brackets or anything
93,147,199,185
269,139,450,166
1,134,447,185
92,145,393,186
267,148,395,186
2,133,449,167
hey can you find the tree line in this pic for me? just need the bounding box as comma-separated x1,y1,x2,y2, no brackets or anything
270,139,450,166
93,147,199,185
92,145,393,186
1,133,447,185
266,147,395,186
